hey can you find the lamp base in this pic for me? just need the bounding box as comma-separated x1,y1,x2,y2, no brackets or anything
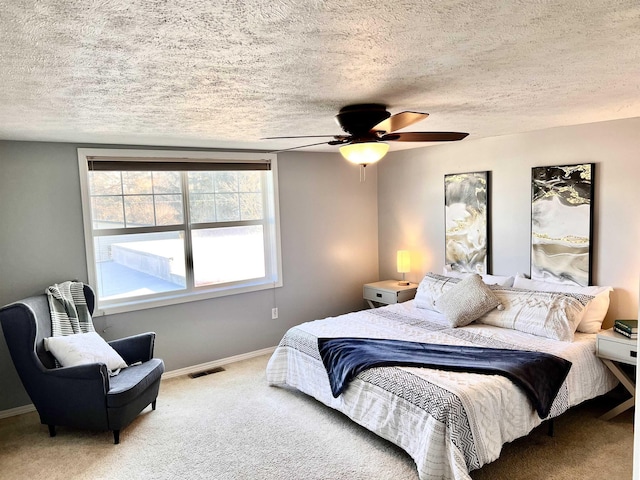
398,281,410,286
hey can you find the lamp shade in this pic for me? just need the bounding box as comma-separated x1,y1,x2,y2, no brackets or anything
397,250,410,274
339,142,389,165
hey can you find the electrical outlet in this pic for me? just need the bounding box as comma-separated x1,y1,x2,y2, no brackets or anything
271,307,278,319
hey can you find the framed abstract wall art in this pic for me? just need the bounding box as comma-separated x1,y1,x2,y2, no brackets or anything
444,171,490,274
530,163,594,286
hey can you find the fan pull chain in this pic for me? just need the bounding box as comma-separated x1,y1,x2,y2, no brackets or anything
359,164,366,182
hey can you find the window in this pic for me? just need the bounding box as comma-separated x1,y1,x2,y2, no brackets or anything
78,149,282,314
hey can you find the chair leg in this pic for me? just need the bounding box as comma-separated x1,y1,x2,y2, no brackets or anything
113,430,120,445
152,400,157,410
48,425,56,437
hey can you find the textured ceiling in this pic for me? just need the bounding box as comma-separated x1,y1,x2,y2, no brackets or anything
1,1,639,152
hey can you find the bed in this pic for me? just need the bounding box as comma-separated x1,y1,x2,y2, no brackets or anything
266,274,618,480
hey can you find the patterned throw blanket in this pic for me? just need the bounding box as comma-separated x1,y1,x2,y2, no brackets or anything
46,281,95,337
318,337,573,418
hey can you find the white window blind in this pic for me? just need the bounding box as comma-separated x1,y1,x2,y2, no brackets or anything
78,149,281,314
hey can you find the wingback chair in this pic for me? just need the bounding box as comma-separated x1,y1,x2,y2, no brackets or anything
0,284,164,444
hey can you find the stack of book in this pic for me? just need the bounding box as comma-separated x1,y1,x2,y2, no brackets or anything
614,319,638,339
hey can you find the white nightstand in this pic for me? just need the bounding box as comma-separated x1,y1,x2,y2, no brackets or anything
596,328,637,420
363,280,418,309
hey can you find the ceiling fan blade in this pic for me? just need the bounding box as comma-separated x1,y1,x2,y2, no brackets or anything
262,135,340,139
381,131,469,142
327,137,352,145
267,140,338,154
372,111,429,134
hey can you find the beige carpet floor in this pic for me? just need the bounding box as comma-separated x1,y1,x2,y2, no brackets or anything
0,354,634,480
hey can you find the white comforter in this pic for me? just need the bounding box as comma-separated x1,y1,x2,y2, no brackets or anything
266,301,617,480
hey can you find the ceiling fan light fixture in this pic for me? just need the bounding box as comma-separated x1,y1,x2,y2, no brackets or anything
339,141,389,165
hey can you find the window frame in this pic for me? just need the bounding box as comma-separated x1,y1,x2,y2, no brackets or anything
78,148,282,315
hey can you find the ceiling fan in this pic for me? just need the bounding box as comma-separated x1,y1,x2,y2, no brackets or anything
263,103,469,165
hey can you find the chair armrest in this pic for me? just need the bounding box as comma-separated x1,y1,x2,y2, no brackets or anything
47,362,109,382
109,332,156,365
33,363,110,414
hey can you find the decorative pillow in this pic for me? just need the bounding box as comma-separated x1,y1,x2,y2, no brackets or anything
481,273,515,288
442,265,515,287
435,274,502,327
415,273,460,311
44,332,127,375
477,287,593,342
441,267,466,280
512,277,613,333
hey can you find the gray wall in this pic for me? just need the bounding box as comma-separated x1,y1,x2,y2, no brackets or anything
377,117,640,326
3,116,639,412
0,142,379,411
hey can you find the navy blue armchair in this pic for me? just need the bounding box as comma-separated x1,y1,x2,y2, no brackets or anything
0,285,164,444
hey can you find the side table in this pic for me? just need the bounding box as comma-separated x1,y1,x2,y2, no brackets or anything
596,328,637,420
363,280,418,309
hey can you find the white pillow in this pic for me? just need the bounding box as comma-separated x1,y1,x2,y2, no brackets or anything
477,287,592,342
442,265,514,287
442,265,466,277
44,332,127,375
512,277,613,333
435,274,502,327
415,273,460,311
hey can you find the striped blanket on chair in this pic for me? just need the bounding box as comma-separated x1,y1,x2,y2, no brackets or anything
46,281,95,337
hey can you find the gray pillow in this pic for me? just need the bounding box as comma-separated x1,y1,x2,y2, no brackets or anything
435,274,501,327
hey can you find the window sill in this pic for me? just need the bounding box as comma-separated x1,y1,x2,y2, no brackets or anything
93,279,283,316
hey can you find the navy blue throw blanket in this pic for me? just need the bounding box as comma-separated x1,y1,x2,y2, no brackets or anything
317,338,572,418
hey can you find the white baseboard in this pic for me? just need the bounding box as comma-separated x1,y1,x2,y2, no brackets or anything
162,346,276,379
0,346,277,419
0,404,36,420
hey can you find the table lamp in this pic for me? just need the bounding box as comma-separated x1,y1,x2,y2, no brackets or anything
397,250,410,286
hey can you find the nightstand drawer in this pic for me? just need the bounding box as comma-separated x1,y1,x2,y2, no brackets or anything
597,332,637,366
363,280,418,308
363,286,398,304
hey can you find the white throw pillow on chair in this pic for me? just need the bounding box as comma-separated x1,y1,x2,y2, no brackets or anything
45,332,127,375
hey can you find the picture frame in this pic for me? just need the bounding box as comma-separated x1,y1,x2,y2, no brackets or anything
444,171,491,274
530,163,594,286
